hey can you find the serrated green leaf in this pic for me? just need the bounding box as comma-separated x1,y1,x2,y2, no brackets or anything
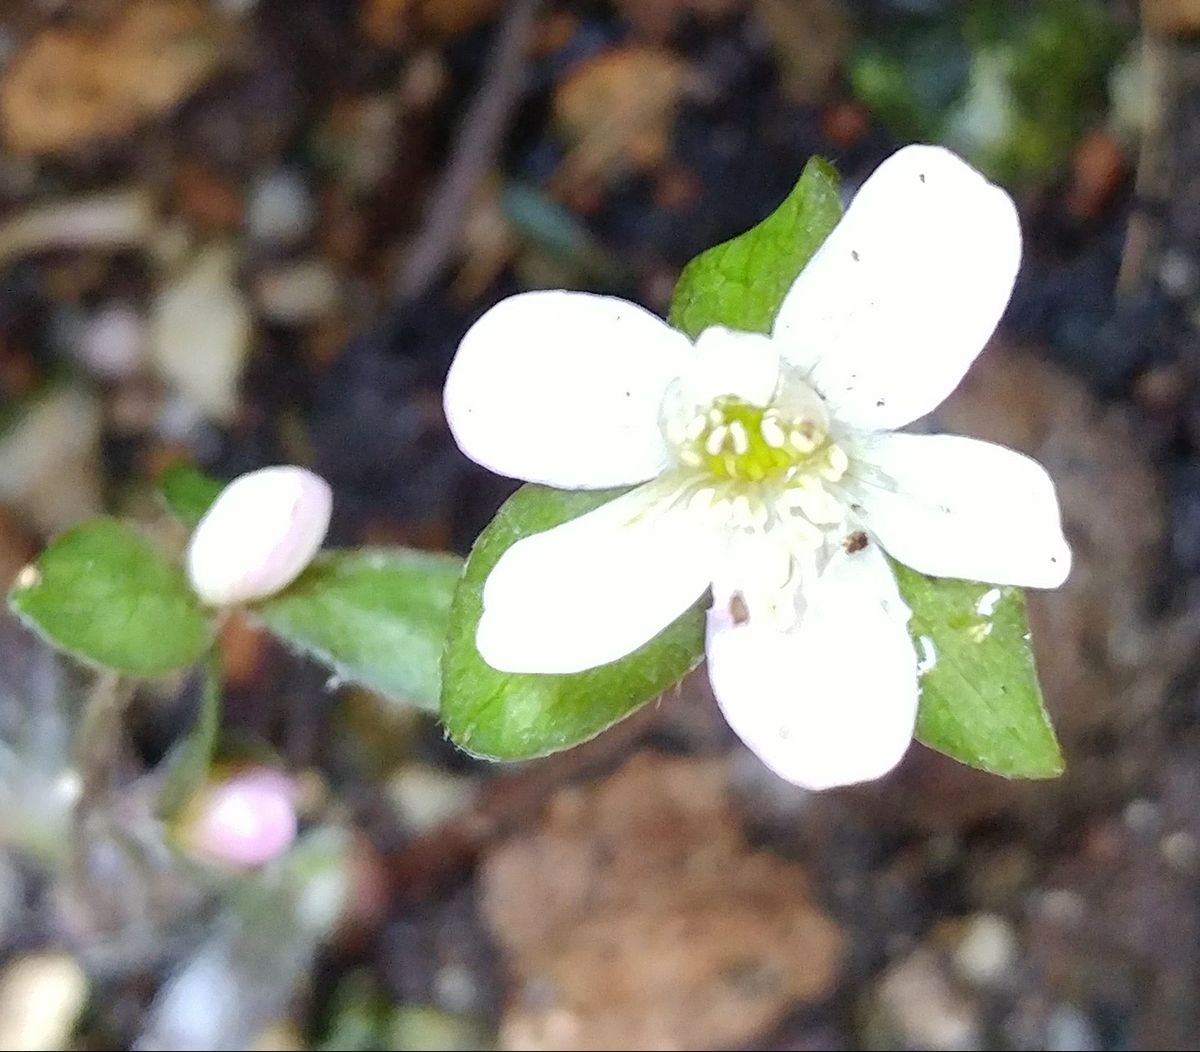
440,485,706,760
895,562,1062,778
253,549,462,712
668,156,844,339
8,517,212,676
157,653,222,818
161,463,224,528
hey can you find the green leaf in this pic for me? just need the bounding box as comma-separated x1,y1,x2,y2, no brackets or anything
895,561,1062,779
668,156,844,339
8,518,213,676
158,653,222,818
440,485,706,760
161,463,223,528
253,549,462,712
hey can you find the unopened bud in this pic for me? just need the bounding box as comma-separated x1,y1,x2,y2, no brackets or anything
186,466,331,606
183,767,298,869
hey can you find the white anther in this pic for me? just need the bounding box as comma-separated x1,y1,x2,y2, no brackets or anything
728,420,749,455
685,414,708,441
760,416,786,448
679,449,703,467
822,444,850,480
705,424,728,456
789,428,817,453
708,407,725,426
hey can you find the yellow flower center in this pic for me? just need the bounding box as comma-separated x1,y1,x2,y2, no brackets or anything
678,396,847,485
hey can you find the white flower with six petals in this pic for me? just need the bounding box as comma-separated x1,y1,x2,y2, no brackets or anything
443,145,1071,790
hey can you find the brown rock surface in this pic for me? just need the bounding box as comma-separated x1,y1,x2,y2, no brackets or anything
481,753,846,1051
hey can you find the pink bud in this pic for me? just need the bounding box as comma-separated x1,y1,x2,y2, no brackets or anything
185,767,298,869
186,466,331,606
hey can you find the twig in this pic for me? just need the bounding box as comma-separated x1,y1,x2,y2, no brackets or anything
395,0,542,302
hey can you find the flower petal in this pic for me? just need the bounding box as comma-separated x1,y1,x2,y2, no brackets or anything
477,485,712,674
444,290,691,488
772,145,1021,431
187,466,331,606
706,542,918,790
685,326,782,407
848,432,1071,588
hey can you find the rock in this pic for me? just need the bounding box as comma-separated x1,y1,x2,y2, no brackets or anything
0,953,88,1051
149,243,252,422
952,913,1019,988
868,949,982,1051
1043,1004,1102,1052
481,753,845,1051
387,766,478,835
253,260,340,324
0,386,103,535
74,302,147,380
247,169,316,249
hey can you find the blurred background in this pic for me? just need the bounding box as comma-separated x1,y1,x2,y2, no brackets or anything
0,0,1197,1048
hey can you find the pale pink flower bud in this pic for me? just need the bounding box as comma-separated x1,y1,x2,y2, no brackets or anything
186,466,331,606
185,767,298,869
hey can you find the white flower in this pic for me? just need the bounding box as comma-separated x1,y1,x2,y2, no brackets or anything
443,145,1071,791
187,465,332,606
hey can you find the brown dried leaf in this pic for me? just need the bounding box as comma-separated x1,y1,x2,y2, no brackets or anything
361,0,502,47
1,0,227,156
553,46,687,188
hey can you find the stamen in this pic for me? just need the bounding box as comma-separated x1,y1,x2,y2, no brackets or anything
822,445,850,480
685,415,707,440
728,420,749,455
760,416,786,448
705,425,728,456
788,428,817,454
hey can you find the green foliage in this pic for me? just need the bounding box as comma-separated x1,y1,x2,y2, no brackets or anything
440,486,706,759
897,564,1062,778
255,549,463,712
8,518,212,677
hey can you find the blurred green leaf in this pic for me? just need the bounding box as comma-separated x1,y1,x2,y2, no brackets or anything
8,518,212,676
254,549,462,712
161,463,224,528
898,563,1062,778
440,485,706,760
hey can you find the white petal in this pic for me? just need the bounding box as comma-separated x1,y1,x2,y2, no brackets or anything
684,326,781,406
706,542,918,790
773,145,1021,431
187,466,331,606
444,290,691,488
848,432,1071,588
477,485,712,674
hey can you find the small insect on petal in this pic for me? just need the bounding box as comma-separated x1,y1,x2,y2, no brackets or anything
187,465,332,606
